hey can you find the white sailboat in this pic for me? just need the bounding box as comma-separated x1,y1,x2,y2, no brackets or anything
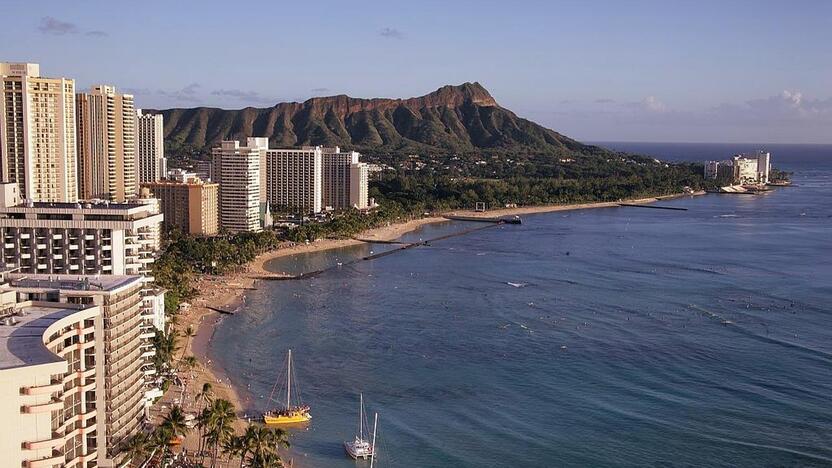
344,394,376,460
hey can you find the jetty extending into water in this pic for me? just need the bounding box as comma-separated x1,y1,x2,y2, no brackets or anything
250,221,513,281
443,215,522,224
618,203,688,211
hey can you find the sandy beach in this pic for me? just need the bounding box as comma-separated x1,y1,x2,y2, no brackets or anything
152,191,705,460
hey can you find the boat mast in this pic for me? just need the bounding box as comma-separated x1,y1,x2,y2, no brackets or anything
359,393,364,439
286,349,292,409
369,412,378,468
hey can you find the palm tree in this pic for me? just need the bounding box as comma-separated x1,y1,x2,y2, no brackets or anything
181,355,198,372
241,424,290,468
222,434,246,466
120,431,151,466
180,325,195,361
153,329,180,371
162,404,190,442
201,398,237,467
197,382,213,410
150,424,174,464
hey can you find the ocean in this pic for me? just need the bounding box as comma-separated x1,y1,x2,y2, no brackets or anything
210,143,832,467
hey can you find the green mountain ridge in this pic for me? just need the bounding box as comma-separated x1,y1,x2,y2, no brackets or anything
151,82,594,155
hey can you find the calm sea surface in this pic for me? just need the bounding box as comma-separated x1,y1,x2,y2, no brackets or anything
211,144,832,467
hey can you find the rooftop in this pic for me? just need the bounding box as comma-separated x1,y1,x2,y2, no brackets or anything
3,273,143,293
0,303,83,370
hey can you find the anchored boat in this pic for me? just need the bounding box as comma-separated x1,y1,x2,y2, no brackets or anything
263,349,311,425
344,393,375,459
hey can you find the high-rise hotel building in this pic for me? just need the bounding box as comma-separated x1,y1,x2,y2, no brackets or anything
136,110,166,184
0,182,163,278
320,146,369,210
266,146,323,214
0,62,78,202
76,85,137,202
0,272,153,467
0,287,100,468
211,139,264,233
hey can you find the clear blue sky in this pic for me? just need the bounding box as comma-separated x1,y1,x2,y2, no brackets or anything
2,0,830,143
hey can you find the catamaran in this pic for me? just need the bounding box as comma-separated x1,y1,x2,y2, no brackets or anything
263,349,311,425
344,393,376,459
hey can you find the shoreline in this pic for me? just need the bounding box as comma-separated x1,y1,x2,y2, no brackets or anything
159,190,706,437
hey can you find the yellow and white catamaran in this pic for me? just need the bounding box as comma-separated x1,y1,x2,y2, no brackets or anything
263,349,311,425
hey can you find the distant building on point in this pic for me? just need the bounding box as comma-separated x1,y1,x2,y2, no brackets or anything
704,151,771,185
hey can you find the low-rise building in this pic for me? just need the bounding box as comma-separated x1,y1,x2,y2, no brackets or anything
141,178,218,236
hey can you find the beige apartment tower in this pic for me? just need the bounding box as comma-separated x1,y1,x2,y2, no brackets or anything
0,62,78,202
350,161,370,209
76,85,137,202
321,147,359,210
142,178,219,235
211,139,264,233
266,146,323,213
136,109,166,184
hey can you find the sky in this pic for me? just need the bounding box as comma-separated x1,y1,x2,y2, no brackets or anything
1,0,830,144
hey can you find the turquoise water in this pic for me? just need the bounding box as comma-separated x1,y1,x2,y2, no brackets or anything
212,146,832,467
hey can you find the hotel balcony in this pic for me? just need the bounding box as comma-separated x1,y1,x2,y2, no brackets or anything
21,377,64,395
21,397,64,414
24,449,64,468
23,431,65,450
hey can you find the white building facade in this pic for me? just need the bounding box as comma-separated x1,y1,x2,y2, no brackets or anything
3,273,152,467
136,110,167,184
0,182,163,278
211,139,264,233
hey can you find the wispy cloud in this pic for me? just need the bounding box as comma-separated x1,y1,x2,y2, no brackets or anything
311,87,331,94
211,89,275,104
122,87,152,96
641,96,666,112
594,98,616,104
38,16,107,37
532,90,832,143
158,83,202,103
39,16,79,35
379,27,404,39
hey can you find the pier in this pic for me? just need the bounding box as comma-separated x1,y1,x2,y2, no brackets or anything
443,215,522,224
205,305,236,315
618,203,688,211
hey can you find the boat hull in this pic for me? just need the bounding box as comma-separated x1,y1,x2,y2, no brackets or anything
344,441,374,459
263,412,311,425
